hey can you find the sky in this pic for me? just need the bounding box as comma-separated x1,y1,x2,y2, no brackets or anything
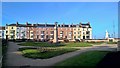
1,0,120,2
2,2,118,39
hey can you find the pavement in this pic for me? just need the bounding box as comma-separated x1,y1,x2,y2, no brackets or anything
4,42,117,66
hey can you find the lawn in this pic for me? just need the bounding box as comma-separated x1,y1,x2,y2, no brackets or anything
87,42,104,45
63,42,92,47
20,48,78,59
18,42,92,47
54,51,110,67
107,42,117,44
18,42,64,47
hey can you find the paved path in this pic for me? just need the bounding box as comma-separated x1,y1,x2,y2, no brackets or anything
5,42,117,66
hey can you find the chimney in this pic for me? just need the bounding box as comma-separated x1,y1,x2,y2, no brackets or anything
63,23,65,27
71,23,73,27
36,23,38,26
80,22,82,25
16,21,18,26
69,24,71,27
26,22,28,25
45,22,47,27
55,22,58,27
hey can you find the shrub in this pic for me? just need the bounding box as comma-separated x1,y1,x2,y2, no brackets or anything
63,39,69,43
75,39,80,42
48,41,53,44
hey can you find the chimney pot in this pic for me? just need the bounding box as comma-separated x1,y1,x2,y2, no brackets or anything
16,21,18,25
26,22,28,25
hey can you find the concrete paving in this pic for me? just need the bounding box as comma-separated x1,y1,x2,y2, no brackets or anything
5,42,117,66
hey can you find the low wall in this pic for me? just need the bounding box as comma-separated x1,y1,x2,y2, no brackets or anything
85,39,108,42
117,41,120,51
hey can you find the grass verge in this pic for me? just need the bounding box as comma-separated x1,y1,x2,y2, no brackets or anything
20,48,78,59
18,42,92,47
54,51,110,67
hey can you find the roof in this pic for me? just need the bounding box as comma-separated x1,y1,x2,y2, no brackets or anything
6,22,92,28
7,24,16,26
58,23,91,28
34,24,55,27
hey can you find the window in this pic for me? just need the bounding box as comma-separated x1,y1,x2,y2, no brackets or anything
50,35,54,39
31,36,33,38
86,31,90,34
83,36,85,39
74,29,76,30
41,31,44,34
46,32,48,34
10,30,15,34
37,35,39,39
51,31,54,34
41,35,44,38
69,32,72,34
0,31,1,33
78,32,80,34
86,36,89,39
60,31,63,34
46,35,49,39
87,28,88,31
74,36,76,39
6,27,8,29
11,27,13,29
31,32,33,34
11,36,14,39
83,32,85,34
78,29,80,30
78,36,80,38
6,31,8,33
74,32,76,34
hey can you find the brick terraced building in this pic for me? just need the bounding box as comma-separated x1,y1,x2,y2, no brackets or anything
5,22,92,41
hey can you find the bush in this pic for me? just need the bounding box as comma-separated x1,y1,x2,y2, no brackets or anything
75,39,80,42
64,39,69,43
48,41,53,44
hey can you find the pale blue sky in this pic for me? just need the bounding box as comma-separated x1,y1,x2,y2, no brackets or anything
2,2,118,39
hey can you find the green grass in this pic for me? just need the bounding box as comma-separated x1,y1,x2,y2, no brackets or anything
87,42,104,45
107,42,117,44
18,42,64,47
55,51,109,67
21,48,78,59
18,42,92,47
63,42,92,47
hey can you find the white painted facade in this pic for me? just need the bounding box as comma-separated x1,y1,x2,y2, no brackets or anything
0,30,6,39
16,27,27,39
